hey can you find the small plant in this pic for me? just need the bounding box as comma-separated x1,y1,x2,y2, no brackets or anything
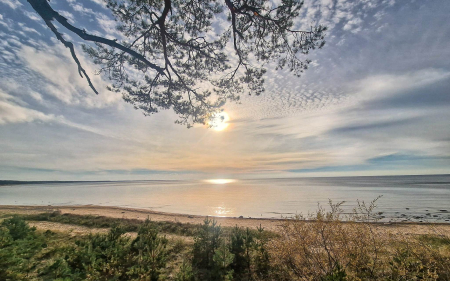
229,226,253,278
175,260,195,281
254,224,271,279
321,263,347,281
192,217,223,270
2,215,36,240
130,219,168,280
212,240,235,280
0,217,46,280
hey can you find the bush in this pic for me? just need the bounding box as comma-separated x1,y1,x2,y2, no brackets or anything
191,218,272,280
175,260,195,281
42,220,168,280
268,199,450,281
0,217,46,280
192,217,223,270
2,215,36,240
229,226,253,278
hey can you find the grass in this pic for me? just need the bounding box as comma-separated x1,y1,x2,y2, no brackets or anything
19,211,199,236
1,201,450,280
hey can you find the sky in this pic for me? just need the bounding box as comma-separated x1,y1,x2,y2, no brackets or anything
0,0,449,181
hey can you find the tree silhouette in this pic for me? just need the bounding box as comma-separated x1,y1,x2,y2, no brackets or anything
26,0,326,127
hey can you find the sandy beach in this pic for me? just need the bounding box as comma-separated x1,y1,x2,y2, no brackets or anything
1,204,450,236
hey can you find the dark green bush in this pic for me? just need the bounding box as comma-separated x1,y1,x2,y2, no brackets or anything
41,221,168,280
2,215,36,240
192,217,223,270
0,217,46,280
190,218,272,280
229,226,253,279
175,260,195,281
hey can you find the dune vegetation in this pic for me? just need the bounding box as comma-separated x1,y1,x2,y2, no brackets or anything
1,202,449,280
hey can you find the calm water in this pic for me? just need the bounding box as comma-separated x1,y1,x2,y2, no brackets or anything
1,175,449,222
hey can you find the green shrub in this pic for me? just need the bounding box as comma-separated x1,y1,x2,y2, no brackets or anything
175,260,195,281
229,226,254,279
212,241,234,281
192,217,223,270
2,215,36,240
253,224,271,279
43,221,168,280
129,220,168,280
389,245,439,281
0,217,46,280
321,263,347,281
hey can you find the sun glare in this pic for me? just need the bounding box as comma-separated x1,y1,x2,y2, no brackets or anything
209,112,230,131
205,179,236,184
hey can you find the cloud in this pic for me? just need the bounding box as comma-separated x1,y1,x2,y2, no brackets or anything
353,69,450,101
0,0,22,9
23,11,41,21
59,11,76,23
224,68,450,175
1,0,450,179
18,44,122,108
0,90,54,124
70,3,96,16
18,23,41,35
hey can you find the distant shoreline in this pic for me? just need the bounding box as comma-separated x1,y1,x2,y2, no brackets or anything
2,174,450,186
1,205,450,235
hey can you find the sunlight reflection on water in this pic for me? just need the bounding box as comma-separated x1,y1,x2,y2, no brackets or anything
204,179,236,184
212,205,234,217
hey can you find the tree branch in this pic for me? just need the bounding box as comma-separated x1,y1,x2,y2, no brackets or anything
27,0,166,77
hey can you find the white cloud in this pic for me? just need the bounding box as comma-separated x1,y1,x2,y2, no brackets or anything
18,44,122,108
353,69,450,101
0,90,54,124
59,11,76,23
23,11,41,21
0,0,22,9
18,23,41,35
97,14,119,37
70,3,96,15
89,0,108,8
0,14,9,28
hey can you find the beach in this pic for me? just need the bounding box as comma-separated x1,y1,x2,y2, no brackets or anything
1,204,450,236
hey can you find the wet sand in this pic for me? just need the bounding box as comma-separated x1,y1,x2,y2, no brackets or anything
1,205,450,235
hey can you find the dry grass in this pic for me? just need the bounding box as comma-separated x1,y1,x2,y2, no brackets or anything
268,199,450,280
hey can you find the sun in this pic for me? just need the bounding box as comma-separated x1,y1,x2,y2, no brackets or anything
209,111,230,131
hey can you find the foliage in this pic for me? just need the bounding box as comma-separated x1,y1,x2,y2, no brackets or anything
321,263,347,281
192,217,223,270
22,211,198,236
0,217,47,280
229,226,253,278
253,224,271,279
268,200,450,281
190,217,271,280
2,215,36,240
1,209,450,280
43,221,169,280
26,0,327,126
174,260,195,281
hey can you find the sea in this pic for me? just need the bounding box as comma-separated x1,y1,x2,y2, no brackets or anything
1,175,449,222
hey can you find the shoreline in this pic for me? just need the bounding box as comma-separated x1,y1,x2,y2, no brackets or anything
1,204,450,235
0,204,284,231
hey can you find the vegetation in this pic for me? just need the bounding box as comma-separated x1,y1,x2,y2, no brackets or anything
25,0,326,126
1,203,450,280
19,211,199,236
